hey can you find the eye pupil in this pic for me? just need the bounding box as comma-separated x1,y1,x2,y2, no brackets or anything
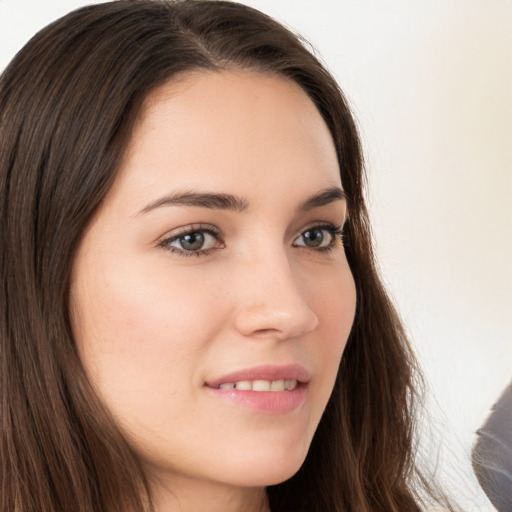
303,228,324,247
180,232,205,250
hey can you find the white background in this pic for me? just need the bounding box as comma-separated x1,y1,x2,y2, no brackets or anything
1,1,511,510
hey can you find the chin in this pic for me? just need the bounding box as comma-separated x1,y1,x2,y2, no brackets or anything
218,444,310,488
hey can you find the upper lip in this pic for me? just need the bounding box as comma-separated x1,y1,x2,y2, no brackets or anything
205,364,311,388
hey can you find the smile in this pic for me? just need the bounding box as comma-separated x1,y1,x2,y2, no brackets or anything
205,365,310,413
217,379,298,391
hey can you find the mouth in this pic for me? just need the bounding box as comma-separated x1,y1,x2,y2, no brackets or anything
215,379,298,391
204,364,310,414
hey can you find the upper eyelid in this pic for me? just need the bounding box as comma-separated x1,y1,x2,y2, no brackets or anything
158,223,220,241
299,220,343,231
159,221,342,241
292,224,343,245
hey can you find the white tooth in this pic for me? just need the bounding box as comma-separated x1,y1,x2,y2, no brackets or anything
219,383,235,390
253,380,271,391
270,380,285,391
285,379,298,391
235,381,252,391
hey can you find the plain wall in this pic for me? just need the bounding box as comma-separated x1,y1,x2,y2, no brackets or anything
1,1,511,510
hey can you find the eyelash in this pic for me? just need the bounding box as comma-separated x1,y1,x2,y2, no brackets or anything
158,223,344,258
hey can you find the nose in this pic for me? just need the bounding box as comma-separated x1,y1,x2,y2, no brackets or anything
232,252,319,340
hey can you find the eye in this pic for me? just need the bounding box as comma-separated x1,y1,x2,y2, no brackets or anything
293,224,343,250
159,226,223,257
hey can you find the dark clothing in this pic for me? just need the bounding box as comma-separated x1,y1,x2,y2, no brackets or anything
473,381,512,512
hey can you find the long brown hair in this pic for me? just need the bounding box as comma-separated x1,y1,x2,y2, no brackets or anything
0,1,452,511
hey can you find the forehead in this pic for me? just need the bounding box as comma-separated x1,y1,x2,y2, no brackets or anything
113,70,341,210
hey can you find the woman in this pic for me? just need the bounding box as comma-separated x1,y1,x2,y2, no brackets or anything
0,1,453,511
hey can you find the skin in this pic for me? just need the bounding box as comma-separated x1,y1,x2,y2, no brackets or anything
70,71,357,512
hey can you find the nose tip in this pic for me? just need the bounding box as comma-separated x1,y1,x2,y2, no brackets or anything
233,284,319,340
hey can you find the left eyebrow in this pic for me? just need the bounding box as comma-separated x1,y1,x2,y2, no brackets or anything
297,186,347,212
137,186,346,216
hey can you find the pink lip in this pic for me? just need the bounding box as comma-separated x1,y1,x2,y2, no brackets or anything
204,364,310,414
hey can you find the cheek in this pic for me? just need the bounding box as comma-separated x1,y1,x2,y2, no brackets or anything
69,252,226,421
324,276,356,358
309,255,356,337
308,265,356,402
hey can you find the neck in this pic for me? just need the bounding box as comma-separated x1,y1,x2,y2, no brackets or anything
150,476,270,512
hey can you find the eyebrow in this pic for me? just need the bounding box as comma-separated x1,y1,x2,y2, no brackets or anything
138,186,346,215
297,187,347,212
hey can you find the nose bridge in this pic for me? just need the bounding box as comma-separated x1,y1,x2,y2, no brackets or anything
232,244,319,339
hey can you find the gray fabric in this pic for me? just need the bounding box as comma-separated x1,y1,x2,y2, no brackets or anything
473,381,512,512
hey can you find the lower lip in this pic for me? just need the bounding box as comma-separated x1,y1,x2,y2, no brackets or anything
205,384,307,414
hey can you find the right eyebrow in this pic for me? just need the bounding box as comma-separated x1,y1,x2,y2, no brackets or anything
138,191,249,215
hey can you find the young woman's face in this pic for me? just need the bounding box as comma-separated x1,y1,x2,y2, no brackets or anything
70,71,356,498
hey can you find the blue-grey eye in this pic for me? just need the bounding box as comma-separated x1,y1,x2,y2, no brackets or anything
302,228,324,247
168,230,217,252
293,226,336,248
179,232,204,251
